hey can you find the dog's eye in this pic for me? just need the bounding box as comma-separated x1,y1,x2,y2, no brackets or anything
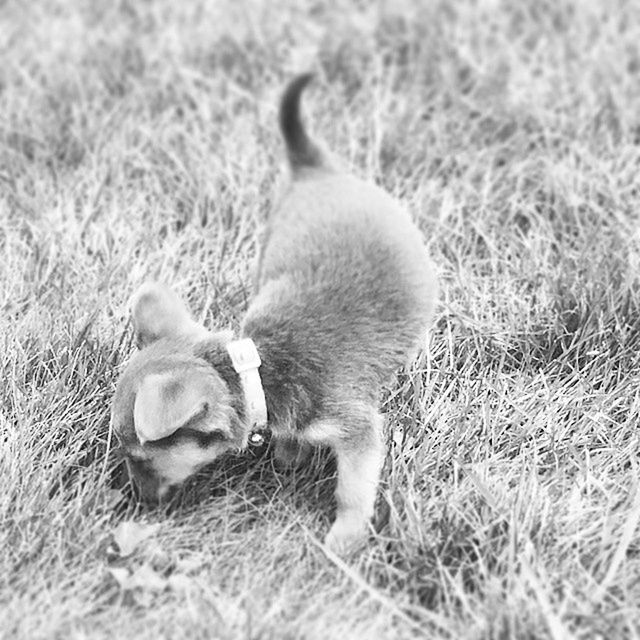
174,425,227,448
191,428,227,448
146,423,227,450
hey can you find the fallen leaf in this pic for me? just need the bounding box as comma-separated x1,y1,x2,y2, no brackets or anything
133,589,155,608
147,540,172,571
175,553,206,574
108,567,131,590
108,563,167,593
167,573,195,593
112,520,160,557
130,563,167,591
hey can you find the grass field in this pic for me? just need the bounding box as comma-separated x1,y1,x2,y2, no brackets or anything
2,0,640,637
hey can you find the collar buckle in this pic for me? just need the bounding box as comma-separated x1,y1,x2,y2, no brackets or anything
226,338,261,372
248,429,268,447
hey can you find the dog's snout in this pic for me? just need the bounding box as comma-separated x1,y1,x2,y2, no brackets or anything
125,459,164,505
130,477,179,506
129,474,159,504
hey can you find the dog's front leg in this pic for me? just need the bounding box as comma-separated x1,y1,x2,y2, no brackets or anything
324,414,384,555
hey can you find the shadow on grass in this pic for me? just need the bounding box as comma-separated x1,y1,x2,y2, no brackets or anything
106,435,339,528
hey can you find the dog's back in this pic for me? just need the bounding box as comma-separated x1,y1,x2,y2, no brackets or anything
243,76,437,404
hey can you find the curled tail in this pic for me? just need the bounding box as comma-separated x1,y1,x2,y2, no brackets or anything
279,73,330,172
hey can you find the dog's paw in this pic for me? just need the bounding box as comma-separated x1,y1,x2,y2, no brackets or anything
273,439,311,470
324,519,368,556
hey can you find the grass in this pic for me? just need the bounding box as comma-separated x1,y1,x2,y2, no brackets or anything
2,0,640,637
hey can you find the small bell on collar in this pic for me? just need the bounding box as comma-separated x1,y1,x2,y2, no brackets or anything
248,429,266,447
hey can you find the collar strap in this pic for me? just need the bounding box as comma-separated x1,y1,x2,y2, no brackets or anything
226,338,268,430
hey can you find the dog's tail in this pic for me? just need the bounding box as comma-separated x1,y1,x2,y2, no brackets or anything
279,73,331,173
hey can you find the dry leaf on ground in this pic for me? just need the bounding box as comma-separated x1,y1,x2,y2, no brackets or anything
112,520,161,557
108,563,167,592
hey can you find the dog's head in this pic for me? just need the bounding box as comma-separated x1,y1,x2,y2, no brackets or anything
110,283,246,503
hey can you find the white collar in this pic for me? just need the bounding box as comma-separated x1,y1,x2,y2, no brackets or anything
225,338,268,430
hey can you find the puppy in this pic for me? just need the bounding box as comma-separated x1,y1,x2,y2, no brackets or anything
110,74,438,554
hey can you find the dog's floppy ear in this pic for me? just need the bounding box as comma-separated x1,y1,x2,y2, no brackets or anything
130,282,209,348
133,370,231,444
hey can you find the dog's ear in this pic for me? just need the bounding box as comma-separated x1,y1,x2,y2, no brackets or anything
133,369,231,444
130,282,209,348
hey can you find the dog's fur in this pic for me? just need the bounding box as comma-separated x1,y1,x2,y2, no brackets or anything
110,74,438,553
